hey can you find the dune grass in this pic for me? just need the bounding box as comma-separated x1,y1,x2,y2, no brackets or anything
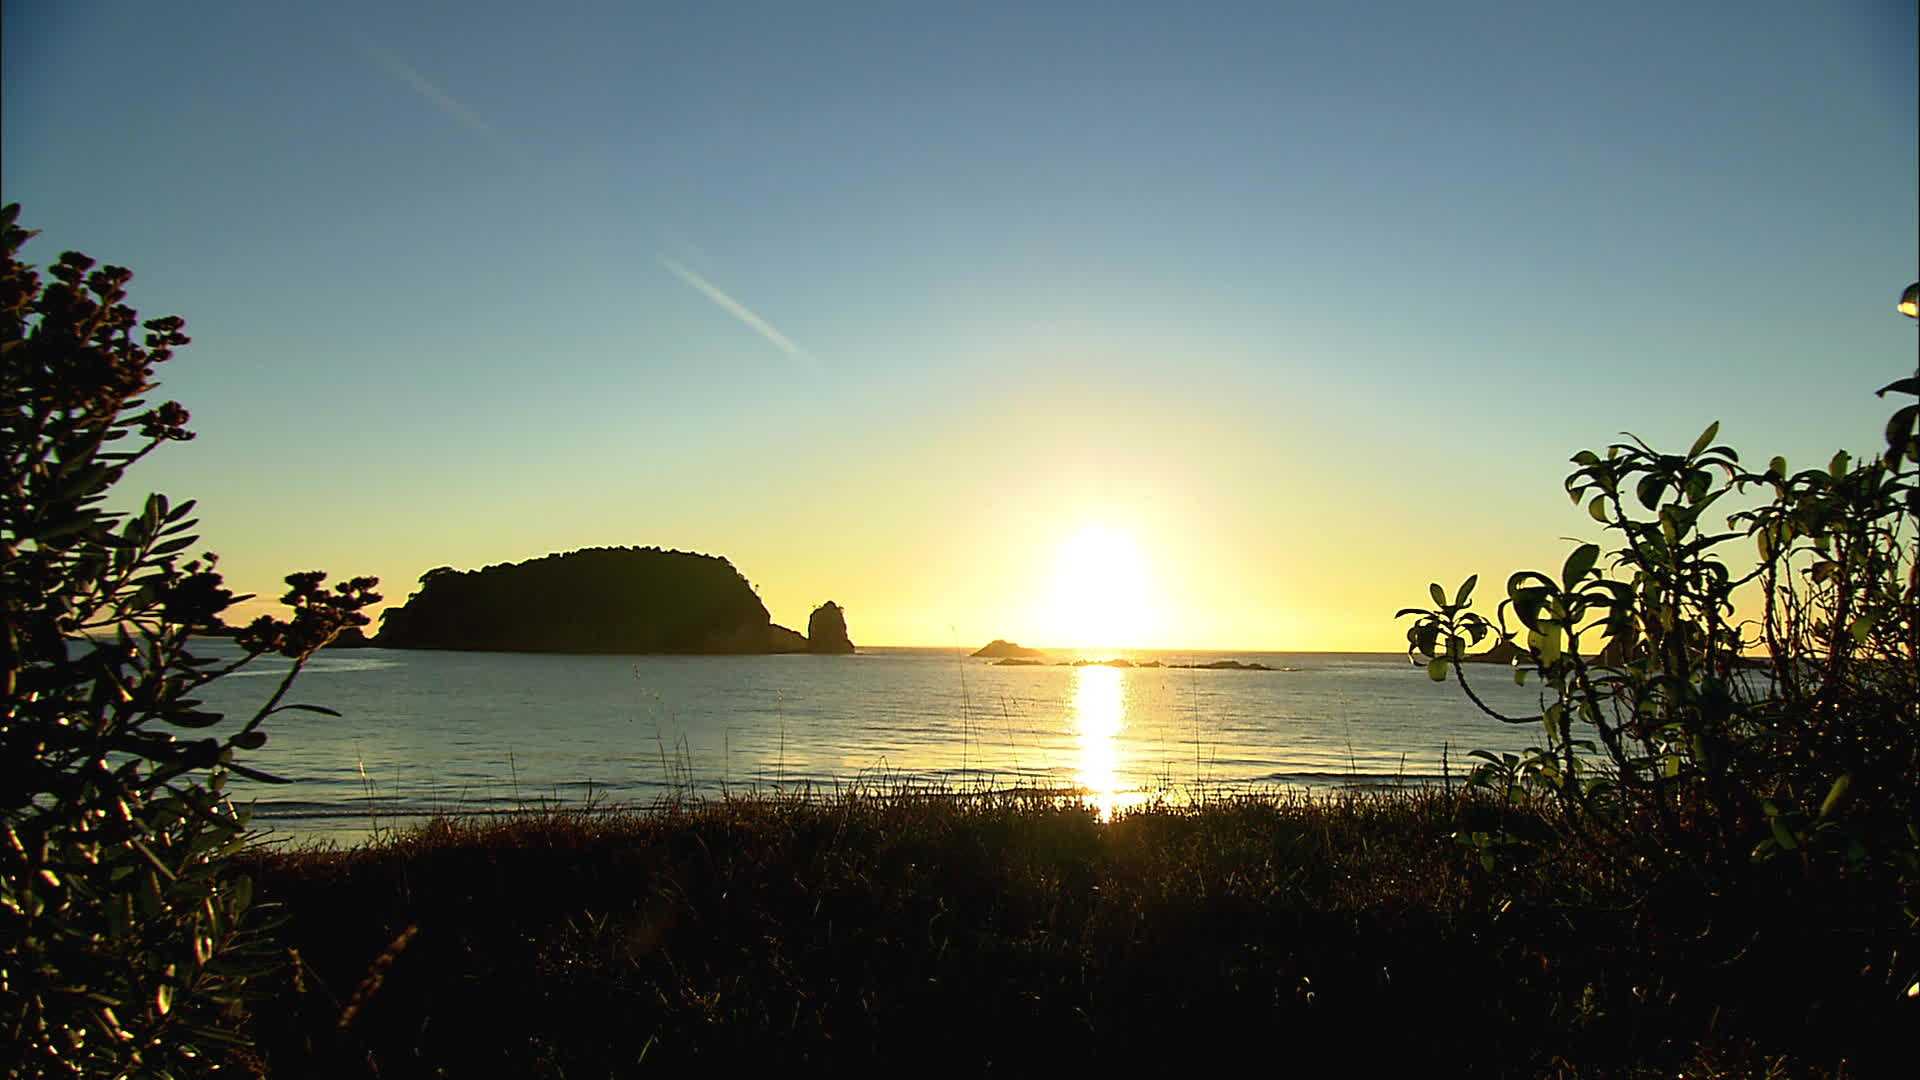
244,786,1885,1076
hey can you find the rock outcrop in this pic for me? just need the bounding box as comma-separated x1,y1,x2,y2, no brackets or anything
971,639,1044,659
806,602,855,654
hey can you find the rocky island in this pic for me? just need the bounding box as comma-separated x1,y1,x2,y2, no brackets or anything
1464,640,1529,665
372,547,853,655
971,639,1045,659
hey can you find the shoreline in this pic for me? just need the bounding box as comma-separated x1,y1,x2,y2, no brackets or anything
244,776,1477,845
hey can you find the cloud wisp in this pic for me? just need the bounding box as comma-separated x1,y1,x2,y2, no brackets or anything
359,41,522,159
659,257,814,366
356,40,811,368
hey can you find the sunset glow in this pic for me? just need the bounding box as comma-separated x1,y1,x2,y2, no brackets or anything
1039,525,1157,650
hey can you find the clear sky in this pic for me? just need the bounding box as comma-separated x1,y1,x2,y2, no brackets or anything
4,1,1915,650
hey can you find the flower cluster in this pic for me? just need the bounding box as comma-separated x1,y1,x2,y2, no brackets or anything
235,572,384,657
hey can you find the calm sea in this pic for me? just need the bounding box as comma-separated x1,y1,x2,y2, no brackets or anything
188,642,1551,840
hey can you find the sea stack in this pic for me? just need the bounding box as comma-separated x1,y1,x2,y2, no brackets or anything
807,602,855,654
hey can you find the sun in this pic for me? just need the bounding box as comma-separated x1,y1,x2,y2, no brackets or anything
1039,525,1157,650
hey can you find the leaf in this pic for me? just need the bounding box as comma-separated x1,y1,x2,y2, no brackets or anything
1688,421,1720,458
29,514,98,544
1512,587,1550,632
181,1025,253,1047
1416,625,1439,656
223,761,292,784
1819,774,1852,819
1886,404,1918,457
1828,450,1850,477
1538,624,1563,665
270,703,342,718
1587,495,1608,523
229,731,267,751
1453,575,1478,606
1636,474,1664,511
1769,816,1799,851
1561,544,1600,589
1429,582,1447,608
1875,376,1920,398
1426,659,1449,682
1768,455,1787,478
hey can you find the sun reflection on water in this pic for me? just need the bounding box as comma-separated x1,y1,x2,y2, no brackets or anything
1073,665,1125,821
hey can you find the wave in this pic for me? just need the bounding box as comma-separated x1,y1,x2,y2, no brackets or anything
224,657,401,678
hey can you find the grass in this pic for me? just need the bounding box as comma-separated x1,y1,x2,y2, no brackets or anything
243,786,1893,1077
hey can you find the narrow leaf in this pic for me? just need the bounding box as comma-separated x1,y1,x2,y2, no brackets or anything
270,703,343,717
1688,421,1720,458
1819,774,1852,819
1453,575,1478,606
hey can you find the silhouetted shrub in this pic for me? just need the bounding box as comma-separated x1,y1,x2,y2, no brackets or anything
0,204,377,1075
1400,368,1919,1049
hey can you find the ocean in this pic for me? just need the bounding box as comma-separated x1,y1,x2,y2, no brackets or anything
183,641,1554,841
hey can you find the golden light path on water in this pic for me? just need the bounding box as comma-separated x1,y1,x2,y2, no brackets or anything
1072,665,1131,822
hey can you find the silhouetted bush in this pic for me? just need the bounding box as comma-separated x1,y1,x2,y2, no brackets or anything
0,204,376,1075
1400,370,1919,1049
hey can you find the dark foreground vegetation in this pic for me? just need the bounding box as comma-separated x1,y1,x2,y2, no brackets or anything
244,789,1904,1077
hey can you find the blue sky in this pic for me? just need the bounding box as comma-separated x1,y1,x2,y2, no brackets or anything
4,1,1915,648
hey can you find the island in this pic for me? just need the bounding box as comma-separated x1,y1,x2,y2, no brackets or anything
1464,639,1529,665
971,639,1046,659
371,547,853,655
